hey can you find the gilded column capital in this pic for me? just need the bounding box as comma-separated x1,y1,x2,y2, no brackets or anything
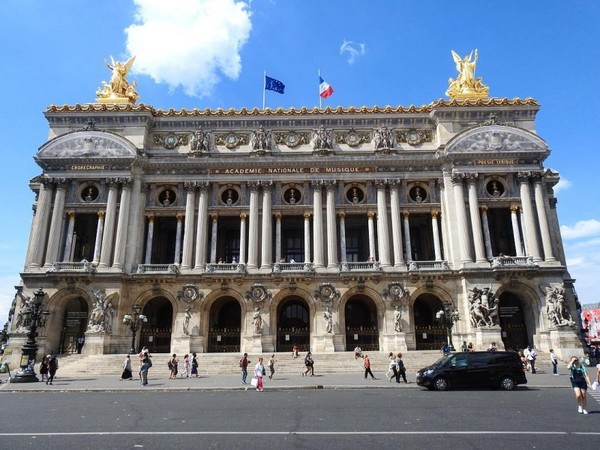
304,212,312,219
66,211,76,219
176,213,185,222
97,211,106,219
210,214,218,222
338,211,346,219
367,211,376,219
402,211,410,219
431,210,439,219
510,205,519,213
450,173,465,184
274,212,282,220
146,214,155,222
481,206,489,214
240,213,247,221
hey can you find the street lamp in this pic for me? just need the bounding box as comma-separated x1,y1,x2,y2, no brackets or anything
123,305,147,354
10,288,50,383
436,302,460,351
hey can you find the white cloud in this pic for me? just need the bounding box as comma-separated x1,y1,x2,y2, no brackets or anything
340,40,366,64
553,177,572,194
125,0,252,98
560,219,600,239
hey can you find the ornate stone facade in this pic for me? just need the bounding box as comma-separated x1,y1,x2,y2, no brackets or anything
3,97,583,363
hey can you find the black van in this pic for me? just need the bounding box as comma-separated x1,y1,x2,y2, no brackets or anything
416,351,527,391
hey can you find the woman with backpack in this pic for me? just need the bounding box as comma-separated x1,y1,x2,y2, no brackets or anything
568,356,591,414
303,352,314,376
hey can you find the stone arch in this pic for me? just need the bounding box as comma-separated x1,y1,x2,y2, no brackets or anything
495,282,542,350
340,288,383,352
134,288,178,353
409,286,453,351
43,287,91,355
339,286,386,349
271,287,314,352
202,289,246,353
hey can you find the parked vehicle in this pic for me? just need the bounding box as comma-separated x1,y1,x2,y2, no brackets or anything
416,351,527,391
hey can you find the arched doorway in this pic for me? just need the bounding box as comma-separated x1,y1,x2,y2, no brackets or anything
140,297,173,353
207,297,241,353
277,297,310,352
59,297,88,354
498,292,529,351
413,294,445,350
345,296,379,351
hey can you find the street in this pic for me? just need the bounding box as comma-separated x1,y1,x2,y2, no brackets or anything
0,387,598,449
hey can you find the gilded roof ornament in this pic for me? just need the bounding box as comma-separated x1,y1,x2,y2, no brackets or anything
446,49,489,100
96,56,139,104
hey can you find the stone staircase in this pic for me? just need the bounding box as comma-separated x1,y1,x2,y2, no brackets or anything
55,350,553,378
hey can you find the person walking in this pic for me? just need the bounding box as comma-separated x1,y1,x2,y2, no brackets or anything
47,352,58,385
268,354,277,379
191,353,199,377
120,354,133,380
568,356,591,414
254,357,265,392
363,354,376,380
182,354,190,378
168,354,179,379
303,351,314,376
550,349,559,375
386,352,398,382
39,355,49,383
240,353,250,384
395,352,408,383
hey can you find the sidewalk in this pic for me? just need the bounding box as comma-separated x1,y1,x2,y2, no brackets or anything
0,369,570,393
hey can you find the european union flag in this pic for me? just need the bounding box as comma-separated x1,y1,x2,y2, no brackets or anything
265,76,285,94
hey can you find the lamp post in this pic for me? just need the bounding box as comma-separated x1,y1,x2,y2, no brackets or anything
10,288,50,383
123,305,147,354
436,302,460,351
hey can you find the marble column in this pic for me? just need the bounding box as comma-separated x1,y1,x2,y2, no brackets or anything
260,183,273,270
144,215,154,265
533,175,556,262
99,180,119,268
325,181,338,269
194,183,209,269
375,181,391,267
312,182,324,268
112,179,132,269
274,212,282,263
451,173,473,263
124,176,144,272
467,174,487,263
239,214,247,265
481,207,493,260
181,184,197,269
368,211,377,261
518,172,541,261
304,212,311,263
389,181,404,266
431,211,442,261
92,211,105,265
62,212,76,262
27,179,53,268
339,212,347,265
247,182,260,269
43,180,68,268
519,207,529,256
174,213,184,265
403,211,412,262
209,215,218,264
510,206,524,257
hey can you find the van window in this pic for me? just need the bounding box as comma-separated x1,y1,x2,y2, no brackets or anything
470,353,491,367
451,353,468,368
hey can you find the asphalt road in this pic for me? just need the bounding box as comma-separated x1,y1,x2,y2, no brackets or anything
0,387,598,449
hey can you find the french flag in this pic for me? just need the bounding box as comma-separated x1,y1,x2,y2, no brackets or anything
319,76,334,99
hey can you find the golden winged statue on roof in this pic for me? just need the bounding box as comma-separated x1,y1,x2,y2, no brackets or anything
446,49,489,99
96,55,139,104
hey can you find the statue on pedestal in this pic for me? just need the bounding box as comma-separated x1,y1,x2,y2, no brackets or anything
252,307,263,335
446,49,489,99
96,56,139,104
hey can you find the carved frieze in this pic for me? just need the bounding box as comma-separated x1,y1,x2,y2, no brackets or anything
382,283,408,304
177,284,203,304
245,284,272,304
272,131,309,148
335,129,371,147
314,283,340,304
153,133,189,150
396,129,432,146
214,132,250,149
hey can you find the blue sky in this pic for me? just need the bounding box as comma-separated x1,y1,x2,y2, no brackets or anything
1,0,599,323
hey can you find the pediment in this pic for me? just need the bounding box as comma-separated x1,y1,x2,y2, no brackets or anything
37,130,137,161
446,125,547,155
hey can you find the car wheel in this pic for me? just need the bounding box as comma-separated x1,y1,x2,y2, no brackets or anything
499,376,515,390
433,377,449,391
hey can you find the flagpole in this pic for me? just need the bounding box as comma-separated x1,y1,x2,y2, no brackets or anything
318,69,322,109
262,71,266,110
